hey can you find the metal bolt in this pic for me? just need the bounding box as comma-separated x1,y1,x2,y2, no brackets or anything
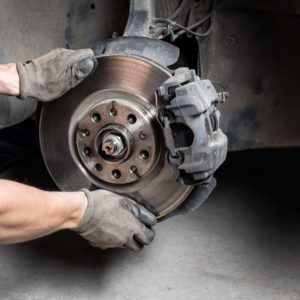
130,165,140,178
101,133,125,157
110,108,118,116
130,165,137,173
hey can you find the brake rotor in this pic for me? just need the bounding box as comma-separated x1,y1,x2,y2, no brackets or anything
39,55,193,218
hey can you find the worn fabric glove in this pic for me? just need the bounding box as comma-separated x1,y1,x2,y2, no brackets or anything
168,177,217,218
16,48,96,102
73,189,157,251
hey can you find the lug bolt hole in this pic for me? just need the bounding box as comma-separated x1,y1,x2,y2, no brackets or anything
128,114,137,124
83,129,90,137
95,163,102,171
110,108,118,116
112,169,121,179
140,150,149,160
91,112,101,123
83,146,92,157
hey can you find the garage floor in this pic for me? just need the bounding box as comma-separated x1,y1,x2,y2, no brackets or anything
0,149,299,300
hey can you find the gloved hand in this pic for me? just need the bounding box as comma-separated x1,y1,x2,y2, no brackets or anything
168,177,217,218
16,48,96,102
73,189,157,251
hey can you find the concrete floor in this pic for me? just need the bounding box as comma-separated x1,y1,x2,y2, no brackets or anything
0,150,299,299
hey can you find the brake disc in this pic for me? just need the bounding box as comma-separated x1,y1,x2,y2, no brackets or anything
39,55,193,218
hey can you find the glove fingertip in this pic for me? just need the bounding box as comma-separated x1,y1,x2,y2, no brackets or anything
74,48,94,61
139,206,157,226
77,59,94,75
127,239,144,252
210,177,217,189
81,48,94,57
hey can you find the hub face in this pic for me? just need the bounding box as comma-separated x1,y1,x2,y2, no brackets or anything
75,98,158,185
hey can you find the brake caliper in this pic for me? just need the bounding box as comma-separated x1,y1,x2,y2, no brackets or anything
157,68,228,185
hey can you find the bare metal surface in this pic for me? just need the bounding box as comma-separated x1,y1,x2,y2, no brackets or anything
40,55,193,217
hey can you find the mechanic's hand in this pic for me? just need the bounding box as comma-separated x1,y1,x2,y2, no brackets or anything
168,177,217,218
73,189,157,251
16,48,96,102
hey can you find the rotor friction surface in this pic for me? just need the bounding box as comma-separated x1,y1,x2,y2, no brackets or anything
39,55,193,218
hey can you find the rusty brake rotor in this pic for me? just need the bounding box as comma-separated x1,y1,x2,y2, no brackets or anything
39,55,194,218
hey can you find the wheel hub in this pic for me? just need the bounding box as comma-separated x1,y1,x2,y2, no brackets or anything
75,98,159,185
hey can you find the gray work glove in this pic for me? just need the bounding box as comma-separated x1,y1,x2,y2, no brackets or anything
168,177,217,218
16,48,96,102
73,189,157,252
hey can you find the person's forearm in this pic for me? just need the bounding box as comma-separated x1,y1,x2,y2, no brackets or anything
0,180,87,244
0,63,20,96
